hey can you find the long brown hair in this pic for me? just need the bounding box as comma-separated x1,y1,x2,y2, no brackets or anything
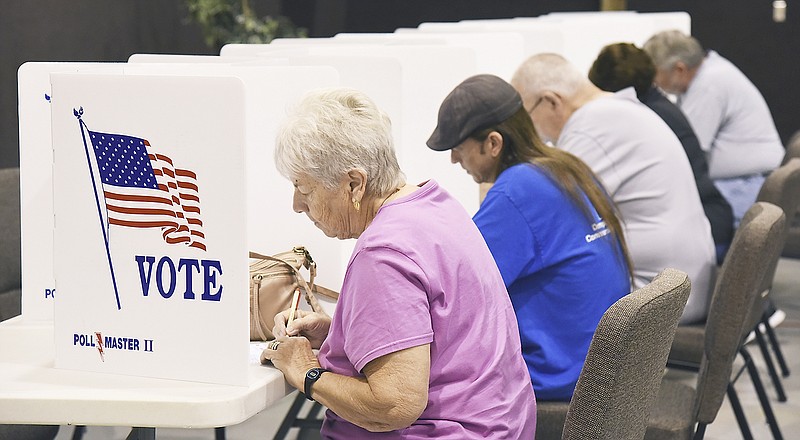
472,107,634,283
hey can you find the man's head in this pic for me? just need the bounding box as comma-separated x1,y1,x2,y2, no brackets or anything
427,74,545,183
643,30,705,95
510,53,592,144
588,42,656,100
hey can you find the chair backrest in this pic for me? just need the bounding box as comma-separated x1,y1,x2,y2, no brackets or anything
781,137,800,258
749,159,800,327
561,268,691,440
782,129,800,166
756,158,800,266
693,202,785,424
0,167,21,293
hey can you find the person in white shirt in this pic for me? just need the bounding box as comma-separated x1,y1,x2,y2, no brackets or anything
511,53,716,324
643,30,785,227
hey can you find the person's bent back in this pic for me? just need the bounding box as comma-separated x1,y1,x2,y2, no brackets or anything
512,54,717,325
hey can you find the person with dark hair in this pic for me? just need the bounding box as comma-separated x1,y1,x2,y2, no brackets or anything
427,74,632,401
589,42,734,261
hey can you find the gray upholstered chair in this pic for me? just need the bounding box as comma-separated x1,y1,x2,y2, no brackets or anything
646,202,786,440
750,158,800,396
781,133,800,258
0,167,22,322
536,268,691,440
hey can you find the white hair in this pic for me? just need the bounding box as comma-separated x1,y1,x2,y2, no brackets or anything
643,30,705,70
511,53,591,104
274,88,405,196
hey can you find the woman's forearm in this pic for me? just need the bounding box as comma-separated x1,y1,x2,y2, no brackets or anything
305,345,431,432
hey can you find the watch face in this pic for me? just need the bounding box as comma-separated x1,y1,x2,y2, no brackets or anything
308,369,321,379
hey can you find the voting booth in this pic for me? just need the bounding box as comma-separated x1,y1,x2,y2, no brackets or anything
13,10,691,389
51,73,250,385
19,62,341,385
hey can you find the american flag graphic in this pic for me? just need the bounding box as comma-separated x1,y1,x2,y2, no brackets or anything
88,130,206,251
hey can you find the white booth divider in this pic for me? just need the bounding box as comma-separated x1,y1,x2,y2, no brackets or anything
51,72,250,385
415,20,568,67
335,32,525,81
20,60,341,384
414,11,691,75
223,41,481,215
18,62,126,322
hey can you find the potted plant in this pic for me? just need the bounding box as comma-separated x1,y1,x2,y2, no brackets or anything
185,0,307,50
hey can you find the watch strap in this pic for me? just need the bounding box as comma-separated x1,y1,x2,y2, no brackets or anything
304,367,329,401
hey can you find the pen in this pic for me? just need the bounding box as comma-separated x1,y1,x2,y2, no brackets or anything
287,288,301,326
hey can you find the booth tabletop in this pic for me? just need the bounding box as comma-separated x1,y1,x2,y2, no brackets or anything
0,316,290,428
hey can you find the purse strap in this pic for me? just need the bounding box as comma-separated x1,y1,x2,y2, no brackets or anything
251,279,269,341
249,251,339,311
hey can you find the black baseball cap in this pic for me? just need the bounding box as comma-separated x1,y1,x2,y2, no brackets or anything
427,74,523,151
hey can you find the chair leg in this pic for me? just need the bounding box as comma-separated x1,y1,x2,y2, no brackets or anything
71,426,87,440
762,313,791,377
754,327,788,401
727,384,755,440
692,422,708,440
741,347,784,440
273,392,310,440
214,426,226,440
125,428,156,440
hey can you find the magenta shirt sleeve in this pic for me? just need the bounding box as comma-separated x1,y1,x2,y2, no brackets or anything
339,246,435,372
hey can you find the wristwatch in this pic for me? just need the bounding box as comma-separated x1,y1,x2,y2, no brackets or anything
304,367,329,401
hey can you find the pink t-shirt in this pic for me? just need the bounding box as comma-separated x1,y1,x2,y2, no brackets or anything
318,180,536,439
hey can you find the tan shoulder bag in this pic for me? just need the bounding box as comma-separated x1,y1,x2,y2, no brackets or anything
249,246,339,341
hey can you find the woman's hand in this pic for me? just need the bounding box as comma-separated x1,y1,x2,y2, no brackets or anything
272,309,331,349
260,336,319,390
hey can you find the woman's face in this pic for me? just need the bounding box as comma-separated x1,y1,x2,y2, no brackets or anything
292,174,355,240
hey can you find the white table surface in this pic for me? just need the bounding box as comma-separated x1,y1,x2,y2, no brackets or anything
0,316,290,428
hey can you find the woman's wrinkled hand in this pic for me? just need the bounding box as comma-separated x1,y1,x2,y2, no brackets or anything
272,309,331,349
260,336,319,390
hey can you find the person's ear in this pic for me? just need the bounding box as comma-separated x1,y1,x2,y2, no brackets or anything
674,61,689,75
345,169,368,204
486,131,504,158
540,90,561,110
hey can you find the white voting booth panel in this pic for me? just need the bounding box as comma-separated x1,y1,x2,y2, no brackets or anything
20,59,343,324
220,45,404,158
542,11,691,37
46,63,339,385
415,20,567,68
18,62,126,322
334,32,525,81
414,12,691,75
531,12,691,74
229,40,482,215
50,73,249,385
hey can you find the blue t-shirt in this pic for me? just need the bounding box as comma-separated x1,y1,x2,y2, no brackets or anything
473,163,631,401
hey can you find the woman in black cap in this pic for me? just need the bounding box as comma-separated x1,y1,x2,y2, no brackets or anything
428,74,633,402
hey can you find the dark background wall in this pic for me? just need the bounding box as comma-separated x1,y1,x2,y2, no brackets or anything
0,1,213,169
2,1,796,169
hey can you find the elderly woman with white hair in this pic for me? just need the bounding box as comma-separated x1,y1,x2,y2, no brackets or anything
260,88,536,439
